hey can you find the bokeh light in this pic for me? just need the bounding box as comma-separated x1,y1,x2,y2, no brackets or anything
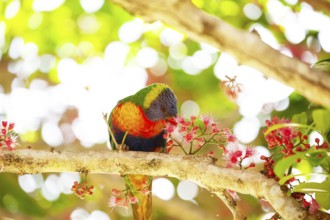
243,3,262,20
80,0,104,13
119,19,144,43
33,0,65,12
152,178,175,201
177,181,199,201
181,100,200,118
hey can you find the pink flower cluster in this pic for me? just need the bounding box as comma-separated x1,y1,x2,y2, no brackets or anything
164,115,222,154
0,121,18,151
109,187,150,208
164,115,256,169
71,181,94,199
264,116,296,151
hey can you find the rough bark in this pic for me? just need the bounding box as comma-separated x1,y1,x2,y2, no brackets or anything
1,149,307,220
110,0,330,109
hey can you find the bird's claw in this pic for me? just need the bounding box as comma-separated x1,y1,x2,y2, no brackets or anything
117,144,129,152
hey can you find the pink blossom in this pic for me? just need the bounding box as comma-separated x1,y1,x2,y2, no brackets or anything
245,148,254,157
175,116,185,125
200,116,213,127
164,122,176,134
140,188,151,195
212,127,220,134
221,128,237,143
109,196,125,208
0,121,18,151
122,199,130,208
223,142,256,168
111,188,122,196
183,132,195,143
129,196,139,204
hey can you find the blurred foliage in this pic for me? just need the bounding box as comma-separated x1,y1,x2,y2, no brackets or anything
0,0,329,219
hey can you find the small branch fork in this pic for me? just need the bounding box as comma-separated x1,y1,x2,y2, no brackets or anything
0,149,307,220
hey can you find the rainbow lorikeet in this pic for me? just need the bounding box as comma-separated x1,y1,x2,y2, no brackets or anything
109,83,177,220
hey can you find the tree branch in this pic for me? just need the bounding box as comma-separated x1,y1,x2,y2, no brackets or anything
110,0,330,109
1,149,307,219
301,0,330,14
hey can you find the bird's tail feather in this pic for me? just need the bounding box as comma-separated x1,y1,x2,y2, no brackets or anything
125,174,152,220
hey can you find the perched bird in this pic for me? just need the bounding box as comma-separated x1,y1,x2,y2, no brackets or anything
109,83,177,220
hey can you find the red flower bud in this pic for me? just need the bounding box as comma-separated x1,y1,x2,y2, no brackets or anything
8,123,15,130
2,121,7,128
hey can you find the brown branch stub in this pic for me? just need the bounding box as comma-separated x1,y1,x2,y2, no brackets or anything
0,149,307,219
110,0,330,109
214,190,245,220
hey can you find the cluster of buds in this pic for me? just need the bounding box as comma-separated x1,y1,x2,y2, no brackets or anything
302,197,320,215
262,115,330,216
260,155,278,181
71,181,94,199
314,137,328,150
264,116,297,154
0,121,18,151
264,116,329,156
108,187,150,208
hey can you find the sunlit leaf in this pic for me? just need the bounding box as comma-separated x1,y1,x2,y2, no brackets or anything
306,149,328,167
312,109,330,132
274,154,300,178
320,156,330,173
292,112,307,125
293,179,330,194
296,159,312,176
316,191,330,210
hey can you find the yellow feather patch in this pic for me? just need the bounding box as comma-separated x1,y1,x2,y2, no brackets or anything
143,84,168,109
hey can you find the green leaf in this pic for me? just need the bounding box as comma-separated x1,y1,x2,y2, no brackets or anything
293,180,330,194
316,191,330,210
320,156,330,172
292,112,307,125
293,179,330,209
313,58,330,73
279,173,330,185
274,154,300,178
312,109,330,132
306,149,328,167
296,159,312,176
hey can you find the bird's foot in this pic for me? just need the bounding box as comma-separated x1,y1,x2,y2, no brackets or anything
117,144,129,152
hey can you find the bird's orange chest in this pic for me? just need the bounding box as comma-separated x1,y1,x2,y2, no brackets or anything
111,102,165,138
